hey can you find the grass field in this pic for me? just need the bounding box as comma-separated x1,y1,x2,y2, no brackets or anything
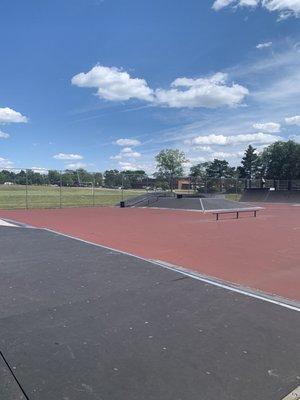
0,185,147,209
0,185,243,209
225,193,242,201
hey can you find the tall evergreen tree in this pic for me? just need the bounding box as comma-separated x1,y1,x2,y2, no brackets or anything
239,145,259,179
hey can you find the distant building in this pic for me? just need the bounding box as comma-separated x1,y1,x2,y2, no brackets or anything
177,178,191,190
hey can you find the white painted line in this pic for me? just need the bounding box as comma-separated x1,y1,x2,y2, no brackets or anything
42,228,300,313
0,219,17,227
199,198,204,212
281,386,300,400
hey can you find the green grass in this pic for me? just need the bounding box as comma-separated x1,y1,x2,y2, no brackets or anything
0,185,146,209
225,193,242,202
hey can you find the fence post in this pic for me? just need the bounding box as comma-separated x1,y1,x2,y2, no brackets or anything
25,169,28,210
121,172,124,202
92,174,95,207
59,170,62,209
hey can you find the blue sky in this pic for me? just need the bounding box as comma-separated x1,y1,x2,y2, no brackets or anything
0,0,300,173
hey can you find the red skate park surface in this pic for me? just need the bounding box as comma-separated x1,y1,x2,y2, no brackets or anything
1,203,299,303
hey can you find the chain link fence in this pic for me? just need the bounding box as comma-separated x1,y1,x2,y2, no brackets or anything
0,168,299,209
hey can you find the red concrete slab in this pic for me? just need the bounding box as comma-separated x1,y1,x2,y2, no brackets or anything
1,204,299,302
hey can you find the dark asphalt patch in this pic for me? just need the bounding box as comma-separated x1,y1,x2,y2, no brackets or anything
0,227,299,400
201,198,254,211
138,196,256,211
145,197,203,210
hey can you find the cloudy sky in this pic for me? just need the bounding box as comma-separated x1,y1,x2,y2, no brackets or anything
1,0,300,173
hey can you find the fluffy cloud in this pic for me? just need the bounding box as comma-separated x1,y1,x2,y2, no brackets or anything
118,161,140,171
66,162,87,169
0,157,13,169
256,42,272,49
0,107,28,124
0,130,9,139
120,147,141,158
212,0,258,11
116,138,141,146
195,145,213,152
285,115,300,126
53,153,83,160
211,151,244,158
72,65,154,102
111,147,141,160
31,167,48,174
263,0,300,19
154,73,248,108
212,0,300,18
252,122,280,132
73,66,248,109
189,132,281,146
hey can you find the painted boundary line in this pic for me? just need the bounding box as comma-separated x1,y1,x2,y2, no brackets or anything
0,350,30,400
0,219,17,227
199,198,204,212
41,227,300,313
0,218,37,229
281,386,300,400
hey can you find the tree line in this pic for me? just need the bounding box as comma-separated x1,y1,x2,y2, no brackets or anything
156,140,300,183
1,140,300,188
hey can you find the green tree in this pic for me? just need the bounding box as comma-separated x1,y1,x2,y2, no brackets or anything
104,170,122,188
155,149,187,190
190,162,210,190
0,170,15,184
238,145,259,179
94,172,103,186
48,170,61,185
206,159,235,178
259,140,300,179
61,171,75,187
122,170,147,189
15,170,27,185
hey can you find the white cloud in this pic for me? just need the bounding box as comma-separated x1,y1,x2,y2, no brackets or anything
116,138,141,146
0,130,9,139
0,157,13,169
285,115,300,126
256,42,273,49
73,66,248,109
212,0,300,18
0,107,28,124
118,161,140,171
194,145,213,152
212,0,258,10
263,0,300,19
31,167,48,174
211,151,244,158
53,153,83,160
154,73,248,108
66,162,87,169
252,122,281,132
120,147,141,158
189,132,281,146
110,147,141,160
292,135,300,143
72,65,154,102
212,0,235,11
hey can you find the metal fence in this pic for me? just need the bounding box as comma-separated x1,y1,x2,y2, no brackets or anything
0,168,299,209
0,168,168,209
